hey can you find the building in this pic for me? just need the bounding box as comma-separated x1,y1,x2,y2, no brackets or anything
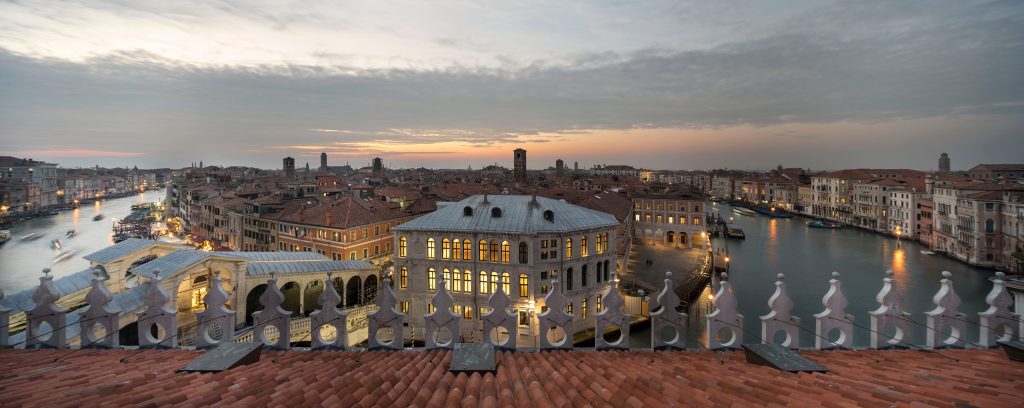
283,157,296,179
513,148,526,183
810,169,925,224
372,157,384,178
632,188,708,248
939,153,951,173
320,152,328,171
555,159,564,177
933,182,1024,268
0,156,60,208
968,164,1024,181
392,194,619,345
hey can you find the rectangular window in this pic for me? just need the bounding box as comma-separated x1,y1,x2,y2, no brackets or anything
565,238,572,259
596,295,603,313
463,306,472,320
362,248,368,258
428,303,435,314
400,301,409,314
349,251,356,260
519,274,529,297
428,268,436,291
427,239,436,259
442,239,451,259
582,298,588,320
581,236,588,257
479,240,488,261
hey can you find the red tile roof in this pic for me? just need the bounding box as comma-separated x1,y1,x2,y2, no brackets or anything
0,348,1019,407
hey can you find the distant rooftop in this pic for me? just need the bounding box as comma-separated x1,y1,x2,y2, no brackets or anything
394,194,618,234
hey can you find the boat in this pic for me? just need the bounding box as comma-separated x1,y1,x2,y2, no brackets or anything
920,250,935,255
51,239,63,250
732,207,757,216
807,220,843,229
726,228,746,239
93,214,105,221
21,232,44,240
65,229,78,239
0,229,10,245
748,206,794,218
53,249,77,263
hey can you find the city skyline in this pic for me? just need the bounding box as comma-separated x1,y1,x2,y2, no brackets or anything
2,0,1023,170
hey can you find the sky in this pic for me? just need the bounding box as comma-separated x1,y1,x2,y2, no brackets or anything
0,0,1022,171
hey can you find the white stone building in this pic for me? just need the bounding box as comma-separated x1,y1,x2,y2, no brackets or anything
392,194,619,346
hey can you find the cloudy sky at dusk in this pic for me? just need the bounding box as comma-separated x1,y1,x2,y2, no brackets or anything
1,0,1022,171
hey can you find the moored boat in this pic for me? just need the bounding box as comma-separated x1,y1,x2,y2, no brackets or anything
749,206,794,218
0,229,10,245
726,227,746,239
732,207,757,216
920,250,935,255
807,220,843,229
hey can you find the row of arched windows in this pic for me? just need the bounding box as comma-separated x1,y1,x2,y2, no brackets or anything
562,260,613,292
419,267,530,298
397,233,611,263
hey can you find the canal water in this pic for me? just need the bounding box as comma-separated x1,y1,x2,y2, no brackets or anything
0,189,166,292
634,203,996,349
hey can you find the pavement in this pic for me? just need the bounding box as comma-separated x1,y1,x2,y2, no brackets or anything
624,241,706,291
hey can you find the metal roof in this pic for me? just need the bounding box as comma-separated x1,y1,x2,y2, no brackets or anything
394,195,618,234
8,283,149,346
129,249,212,279
246,260,376,277
82,238,162,263
0,267,100,313
229,252,329,261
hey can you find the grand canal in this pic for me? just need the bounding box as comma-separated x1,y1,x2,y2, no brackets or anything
636,203,998,349
0,189,166,292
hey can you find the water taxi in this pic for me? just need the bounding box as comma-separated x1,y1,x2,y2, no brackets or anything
54,249,77,263
920,250,935,255
732,207,757,216
0,229,10,245
21,232,44,240
807,220,843,229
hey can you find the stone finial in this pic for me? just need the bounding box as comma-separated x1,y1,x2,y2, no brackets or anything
26,268,68,349
596,272,629,350
368,276,404,350
706,271,743,350
311,273,348,350
482,284,517,349
196,271,235,348
978,272,1017,347
0,288,9,348
651,271,686,349
424,277,460,349
813,271,854,349
79,272,121,348
538,279,573,349
137,269,176,348
925,271,965,348
253,278,291,349
868,270,911,349
760,273,800,349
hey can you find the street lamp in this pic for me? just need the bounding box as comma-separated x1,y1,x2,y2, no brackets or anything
895,227,902,248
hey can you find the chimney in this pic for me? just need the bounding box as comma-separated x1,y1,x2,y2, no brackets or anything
326,210,333,226
482,191,489,204
530,191,538,206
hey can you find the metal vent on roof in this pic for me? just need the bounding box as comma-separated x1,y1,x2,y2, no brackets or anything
543,210,554,222
463,206,473,216
491,207,502,218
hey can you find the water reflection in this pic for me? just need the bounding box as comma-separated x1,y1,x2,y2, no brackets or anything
891,248,908,292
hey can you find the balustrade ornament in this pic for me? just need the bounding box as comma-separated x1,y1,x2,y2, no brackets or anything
195,271,235,349
814,271,854,349
0,288,10,348
760,273,800,349
424,277,460,349
925,271,966,348
253,277,291,350
79,271,121,348
651,272,686,350
595,273,629,350
368,276,404,350
137,269,176,348
978,272,1017,347
538,279,573,349
482,283,517,350
27,268,67,349
311,272,348,350
706,272,743,350
868,270,911,349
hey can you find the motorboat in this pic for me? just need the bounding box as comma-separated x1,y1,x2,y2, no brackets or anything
749,206,794,218
0,229,10,245
807,220,843,229
920,250,935,255
54,249,77,263
726,228,746,239
51,239,63,250
21,232,44,240
65,229,78,239
93,214,105,221
732,207,757,216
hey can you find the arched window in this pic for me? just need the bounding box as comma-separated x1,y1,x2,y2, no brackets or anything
427,238,436,259
491,207,502,218
490,240,499,262
442,239,451,259
596,262,602,282
479,271,489,294
479,240,488,261
604,260,611,281
668,216,674,224
566,268,574,291
656,214,663,223
581,236,588,257
565,238,573,259
502,272,511,295
582,264,588,287
428,267,436,291
399,267,408,289
543,210,554,222
603,233,609,252
463,270,472,293
595,234,603,254
519,242,529,264
443,268,451,290
462,239,471,259
463,206,473,216
519,274,529,298
693,217,701,225
985,219,995,233
501,241,511,264
453,268,462,292
491,271,499,294
398,237,407,257
453,239,462,260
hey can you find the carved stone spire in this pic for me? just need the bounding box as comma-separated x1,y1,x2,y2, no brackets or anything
253,277,291,350
79,270,121,348
978,272,1016,347
651,271,686,349
368,276,404,350
760,273,800,349
868,270,910,349
26,268,67,349
424,276,460,349
595,272,629,350
925,271,965,348
311,272,348,350
706,272,743,350
482,281,517,349
196,271,235,348
538,279,573,349
814,271,854,349
138,269,176,348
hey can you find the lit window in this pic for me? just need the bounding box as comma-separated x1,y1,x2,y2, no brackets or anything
428,303,435,314
502,272,511,295
428,268,436,291
443,268,451,290
603,233,609,252
567,302,573,315
453,239,462,260
427,238,436,259
596,294,603,313
519,242,529,264
479,271,489,294
462,241,472,260
463,270,472,293
596,234,603,254
565,238,572,259
453,268,462,292
479,240,488,261
501,241,511,264
399,267,408,289
490,240,499,262
668,216,674,224
581,236,588,257
442,239,451,259
398,237,407,257
519,274,529,298
491,272,499,293
582,298,588,320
